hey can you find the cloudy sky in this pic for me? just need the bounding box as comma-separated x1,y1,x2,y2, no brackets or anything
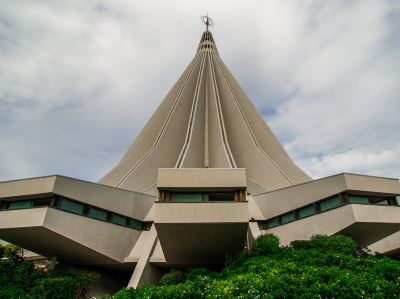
1,0,400,183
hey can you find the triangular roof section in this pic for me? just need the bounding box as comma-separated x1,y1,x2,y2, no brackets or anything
97,30,312,193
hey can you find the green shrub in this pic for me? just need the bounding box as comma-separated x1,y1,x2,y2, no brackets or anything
0,243,101,298
32,277,80,299
251,233,280,256
75,270,101,296
160,269,186,286
102,234,400,299
0,244,5,258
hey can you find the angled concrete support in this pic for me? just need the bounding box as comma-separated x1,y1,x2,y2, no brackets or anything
127,225,165,288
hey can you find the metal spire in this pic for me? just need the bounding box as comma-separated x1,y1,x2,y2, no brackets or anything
201,14,214,32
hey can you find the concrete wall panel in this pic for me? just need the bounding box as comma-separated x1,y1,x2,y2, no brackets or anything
180,53,207,168
212,54,291,191
53,176,95,204
117,54,204,192
154,202,248,224
0,176,56,200
207,54,232,168
157,168,246,191
253,174,347,219
98,55,202,188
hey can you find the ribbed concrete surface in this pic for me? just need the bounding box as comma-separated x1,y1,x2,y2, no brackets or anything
97,31,312,192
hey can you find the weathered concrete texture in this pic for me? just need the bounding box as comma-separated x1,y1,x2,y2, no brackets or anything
264,204,400,248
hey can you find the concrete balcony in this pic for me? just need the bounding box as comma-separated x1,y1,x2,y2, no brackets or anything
154,201,248,265
263,204,400,248
0,207,141,268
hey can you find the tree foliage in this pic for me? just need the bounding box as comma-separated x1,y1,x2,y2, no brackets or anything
0,244,100,298
102,234,400,299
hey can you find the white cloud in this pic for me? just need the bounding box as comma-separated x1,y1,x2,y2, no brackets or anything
1,0,399,182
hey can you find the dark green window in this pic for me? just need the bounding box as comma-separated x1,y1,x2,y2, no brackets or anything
375,199,388,205
267,218,278,228
208,193,235,201
60,199,84,214
89,207,108,221
9,201,32,210
144,223,152,231
349,195,369,204
320,196,341,212
369,197,388,205
299,205,315,218
131,220,142,230
258,222,263,230
32,198,52,207
202,194,209,201
281,212,295,224
171,194,202,202
112,214,127,226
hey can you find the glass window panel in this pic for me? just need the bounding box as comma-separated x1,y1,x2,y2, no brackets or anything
396,197,399,206
368,197,388,205
281,212,295,224
375,200,388,205
32,198,52,207
89,207,108,221
130,220,142,230
202,194,209,201
9,201,32,210
299,205,315,218
208,193,235,201
267,218,278,228
112,214,127,226
349,195,369,204
320,196,341,212
145,223,152,231
171,194,203,202
60,199,84,214
257,222,263,230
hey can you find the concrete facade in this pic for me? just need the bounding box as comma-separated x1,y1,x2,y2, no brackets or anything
1,28,400,295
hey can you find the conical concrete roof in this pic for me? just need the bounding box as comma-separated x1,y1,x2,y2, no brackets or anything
97,31,312,194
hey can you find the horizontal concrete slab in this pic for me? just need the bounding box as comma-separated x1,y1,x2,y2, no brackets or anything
0,207,141,268
263,204,400,248
0,175,156,221
154,201,248,264
254,173,400,219
157,168,247,192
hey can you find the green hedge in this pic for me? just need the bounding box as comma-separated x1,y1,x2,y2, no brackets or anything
102,234,400,298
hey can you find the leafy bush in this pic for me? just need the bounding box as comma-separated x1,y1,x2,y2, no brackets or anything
0,243,100,298
31,277,79,299
75,270,101,296
160,269,186,286
251,233,280,256
102,234,400,299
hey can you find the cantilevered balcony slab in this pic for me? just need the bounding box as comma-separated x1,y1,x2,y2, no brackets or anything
157,168,247,192
0,175,156,221
264,204,400,248
154,202,248,265
0,207,141,268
